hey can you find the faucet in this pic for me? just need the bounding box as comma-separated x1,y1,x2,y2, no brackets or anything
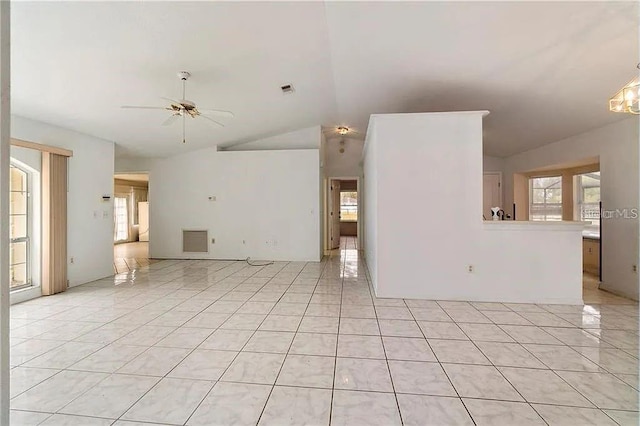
497,209,505,220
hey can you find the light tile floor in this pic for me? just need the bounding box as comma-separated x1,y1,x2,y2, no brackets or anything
114,242,159,274
9,237,639,425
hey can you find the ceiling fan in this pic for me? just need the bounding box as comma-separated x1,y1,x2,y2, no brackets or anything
121,71,234,143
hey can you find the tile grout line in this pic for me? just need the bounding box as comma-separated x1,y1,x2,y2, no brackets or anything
374,295,404,425
403,297,478,426
56,260,266,424
181,260,299,425
451,313,549,425
64,259,271,423
246,259,317,426
8,259,227,405
329,241,346,426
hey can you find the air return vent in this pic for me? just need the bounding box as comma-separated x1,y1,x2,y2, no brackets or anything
182,230,209,253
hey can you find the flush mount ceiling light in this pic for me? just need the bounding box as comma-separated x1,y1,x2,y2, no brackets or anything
609,65,640,114
337,126,349,135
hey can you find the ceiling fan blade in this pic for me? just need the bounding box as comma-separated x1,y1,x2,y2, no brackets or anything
160,97,184,106
197,108,234,118
121,105,168,110
199,114,225,127
161,114,180,126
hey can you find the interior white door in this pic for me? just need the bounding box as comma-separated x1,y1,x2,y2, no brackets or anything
483,173,502,220
329,180,341,249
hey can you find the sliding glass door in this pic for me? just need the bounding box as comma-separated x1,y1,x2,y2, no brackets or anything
10,164,30,290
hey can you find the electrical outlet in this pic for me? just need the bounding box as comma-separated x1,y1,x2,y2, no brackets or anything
467,265,474,273
70,257,74,264
211,238,215,244
242,240,246,244
633,264,637,273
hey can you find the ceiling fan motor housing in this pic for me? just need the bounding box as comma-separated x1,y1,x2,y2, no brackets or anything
177,71,191,81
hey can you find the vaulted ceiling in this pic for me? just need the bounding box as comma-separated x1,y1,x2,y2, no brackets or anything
11,1,638,158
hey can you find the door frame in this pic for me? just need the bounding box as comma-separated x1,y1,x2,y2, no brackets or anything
324,176,361,255
483,171,503,219
8,158,42,305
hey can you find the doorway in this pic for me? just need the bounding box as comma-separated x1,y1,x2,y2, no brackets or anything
512,158,605,302
326,177,360,253
575,171,601,281
483,172,502,220
113,173,151,273
339,180,358,238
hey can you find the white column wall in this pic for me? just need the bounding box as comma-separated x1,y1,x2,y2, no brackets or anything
364,111,583,304
0,0,10,422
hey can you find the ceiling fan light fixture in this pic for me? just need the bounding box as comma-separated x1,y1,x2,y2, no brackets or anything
337,126,349,135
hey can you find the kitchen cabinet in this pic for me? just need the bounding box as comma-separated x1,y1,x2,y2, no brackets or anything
583,237,600,276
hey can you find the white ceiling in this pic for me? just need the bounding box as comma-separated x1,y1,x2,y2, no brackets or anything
11,1,638,158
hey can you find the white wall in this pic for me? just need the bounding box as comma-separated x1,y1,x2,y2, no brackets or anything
12,116,115,288
115,156,157,173
503,117,639,300
150,147,321,262
10,145,40,170
363,121,378,289
483,155,504,172
223,126,321,152
325,137,364,178
364,112,583,304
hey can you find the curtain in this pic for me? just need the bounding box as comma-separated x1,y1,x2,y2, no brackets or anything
42,152,67,295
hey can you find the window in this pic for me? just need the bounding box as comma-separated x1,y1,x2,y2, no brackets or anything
10,164,30,289
575,172,600,235
529,176,562,221
114,197,129,242
340,191,357,222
